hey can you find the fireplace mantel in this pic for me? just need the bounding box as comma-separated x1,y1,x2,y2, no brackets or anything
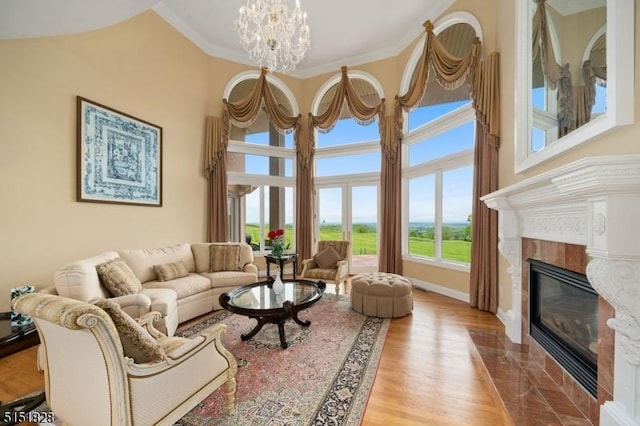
482,155,640,426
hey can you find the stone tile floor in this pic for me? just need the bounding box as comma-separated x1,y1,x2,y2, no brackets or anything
468,329,593,426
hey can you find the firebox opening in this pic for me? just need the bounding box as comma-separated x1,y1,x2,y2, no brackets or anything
528,258,598,397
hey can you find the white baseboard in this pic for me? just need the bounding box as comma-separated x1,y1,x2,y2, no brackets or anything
408,276,470,303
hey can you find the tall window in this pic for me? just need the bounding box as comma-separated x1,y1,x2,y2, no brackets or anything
403,21,477,268
225,75,297,252
313,73,383,270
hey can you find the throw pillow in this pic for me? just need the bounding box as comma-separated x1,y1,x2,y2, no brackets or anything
209,244,241,273
94,299,167,364
153,261,189,282
96,258,142,297
313,246,343,269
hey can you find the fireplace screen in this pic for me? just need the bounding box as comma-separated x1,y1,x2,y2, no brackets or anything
529,259,598,396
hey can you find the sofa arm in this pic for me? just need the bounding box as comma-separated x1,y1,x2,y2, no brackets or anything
38,286,59,295
137,311,166,339
301,259,318,275
108,293,152,319
243,263,258,276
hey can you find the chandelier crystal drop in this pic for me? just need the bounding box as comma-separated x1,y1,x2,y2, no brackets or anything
235,0,311,73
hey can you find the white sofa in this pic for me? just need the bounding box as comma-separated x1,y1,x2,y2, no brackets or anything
46,242,258,336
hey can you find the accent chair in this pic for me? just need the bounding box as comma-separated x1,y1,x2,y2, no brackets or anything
301,240,351,294
12,292,237,426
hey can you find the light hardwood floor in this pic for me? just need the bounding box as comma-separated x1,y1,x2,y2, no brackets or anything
0,285,509,425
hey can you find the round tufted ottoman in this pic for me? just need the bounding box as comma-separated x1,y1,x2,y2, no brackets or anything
350,272,413,318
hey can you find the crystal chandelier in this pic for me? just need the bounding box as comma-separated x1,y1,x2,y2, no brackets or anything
235,0,311,73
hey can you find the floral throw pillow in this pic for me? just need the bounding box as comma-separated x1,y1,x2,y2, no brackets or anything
94,299,167,364
209,244,241,272
96,258,142,297
313,246,343,269
153,261,189,282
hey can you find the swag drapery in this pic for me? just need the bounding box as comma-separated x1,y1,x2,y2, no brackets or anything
394,20,500,313
203,68,316,270
307,66,393,271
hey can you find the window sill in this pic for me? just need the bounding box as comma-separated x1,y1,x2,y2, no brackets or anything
403,255,470,273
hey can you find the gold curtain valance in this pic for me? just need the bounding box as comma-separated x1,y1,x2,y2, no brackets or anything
308,66,386,161
396,20,481,114
393,20,481,152
205,67,304,174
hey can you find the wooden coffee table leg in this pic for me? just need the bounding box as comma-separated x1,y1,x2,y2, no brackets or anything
292,312,311,327
241,317,267,341
277,322,288,349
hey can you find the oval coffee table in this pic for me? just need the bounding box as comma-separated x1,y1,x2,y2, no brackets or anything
219,278,326,349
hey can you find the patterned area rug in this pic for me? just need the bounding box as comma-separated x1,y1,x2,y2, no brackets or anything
175,295,389,426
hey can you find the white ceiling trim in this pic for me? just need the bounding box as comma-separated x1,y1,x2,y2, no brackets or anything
152,3,255,69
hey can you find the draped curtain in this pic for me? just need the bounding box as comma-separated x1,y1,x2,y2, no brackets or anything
308,66,388,266
379,113,402,273
204,116,230,242
394,20,501,313
204,68,305,245
470,53,500,313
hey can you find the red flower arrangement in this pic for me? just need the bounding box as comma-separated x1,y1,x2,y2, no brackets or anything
267,228,285,257
267,228,285,240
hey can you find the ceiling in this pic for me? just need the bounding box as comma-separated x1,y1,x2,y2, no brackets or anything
0,0,455,78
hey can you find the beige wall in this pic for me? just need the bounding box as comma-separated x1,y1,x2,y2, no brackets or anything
0,11,253,310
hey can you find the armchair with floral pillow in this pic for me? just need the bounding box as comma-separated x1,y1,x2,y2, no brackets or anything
301,240,350,294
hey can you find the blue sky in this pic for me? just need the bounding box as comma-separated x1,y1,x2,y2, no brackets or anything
243,100,476,225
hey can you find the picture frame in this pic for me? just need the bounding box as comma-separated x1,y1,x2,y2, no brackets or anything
77,96,162,206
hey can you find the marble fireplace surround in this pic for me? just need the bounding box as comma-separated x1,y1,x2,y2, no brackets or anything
482,155,640,426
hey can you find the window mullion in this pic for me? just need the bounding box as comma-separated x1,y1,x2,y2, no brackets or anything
435,170,443,260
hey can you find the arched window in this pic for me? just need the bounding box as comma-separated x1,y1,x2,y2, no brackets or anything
225,72,297,253
311,71,384,273
401,14,480,267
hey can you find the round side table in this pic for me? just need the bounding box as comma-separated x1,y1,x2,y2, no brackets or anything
0,313,39,359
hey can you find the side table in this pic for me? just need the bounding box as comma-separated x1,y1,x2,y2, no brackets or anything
265,254,298,280
0,313,40,359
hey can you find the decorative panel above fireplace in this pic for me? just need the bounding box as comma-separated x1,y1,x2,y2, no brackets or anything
529,258,598,397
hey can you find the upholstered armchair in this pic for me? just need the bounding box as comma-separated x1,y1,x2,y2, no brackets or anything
12,293,237,426
301,240,351,294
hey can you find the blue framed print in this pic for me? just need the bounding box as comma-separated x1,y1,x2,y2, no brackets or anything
77,97,162,206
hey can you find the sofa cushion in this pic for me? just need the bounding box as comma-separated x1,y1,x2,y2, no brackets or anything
313,246,343,269
303,268,339,281
96,259,143,297
209,244,241,272
192,243,254,273
142,274,211,299
94,299,167,364
153,261,189,282
157,335,204,359
54,252,120,302
139,288,178,316
200,271,259,288
118,243,195,283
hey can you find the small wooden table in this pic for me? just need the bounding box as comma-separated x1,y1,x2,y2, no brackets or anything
265,253,298,280
219,278,325,349
0,313,39,359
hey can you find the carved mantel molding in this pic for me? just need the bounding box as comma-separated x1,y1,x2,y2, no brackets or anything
482,155,640,426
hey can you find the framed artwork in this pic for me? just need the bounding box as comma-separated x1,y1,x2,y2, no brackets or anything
77,96,162,206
